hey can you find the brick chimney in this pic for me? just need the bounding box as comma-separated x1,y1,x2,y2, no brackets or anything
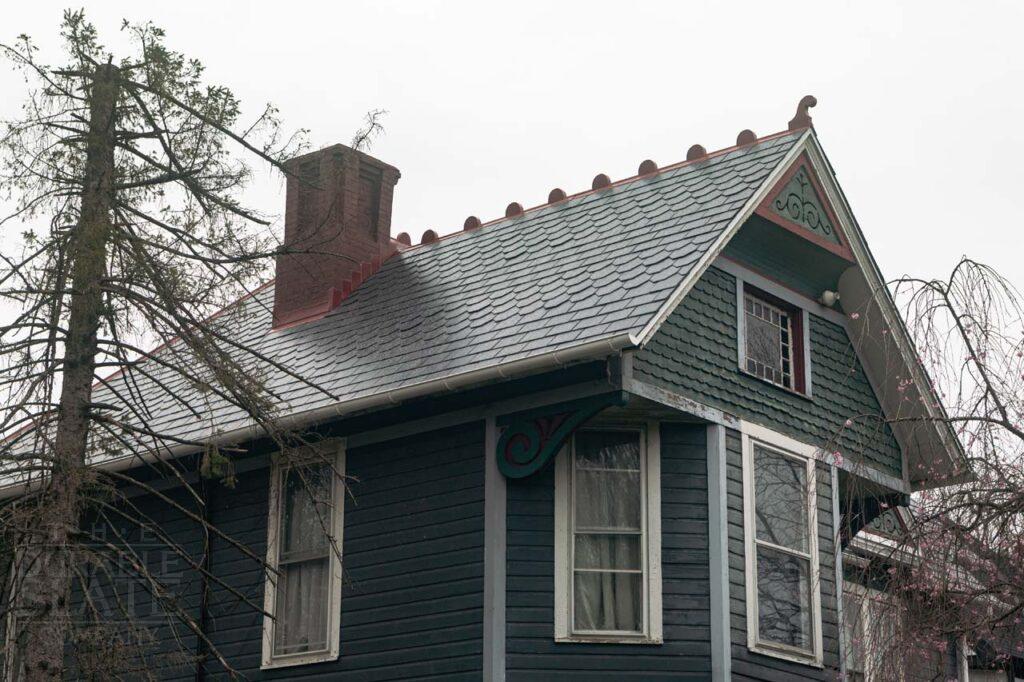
272,144,401,328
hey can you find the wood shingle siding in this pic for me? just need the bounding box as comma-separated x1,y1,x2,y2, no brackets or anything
505,422,712,680
725,429,840,680
634,265,903,478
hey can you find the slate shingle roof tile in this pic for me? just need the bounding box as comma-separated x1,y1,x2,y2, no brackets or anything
85,131,803,445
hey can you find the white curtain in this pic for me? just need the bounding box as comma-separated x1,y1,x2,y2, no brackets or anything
574,537,640,631
275,558,329,654
275,464,332,655
573,431,642,633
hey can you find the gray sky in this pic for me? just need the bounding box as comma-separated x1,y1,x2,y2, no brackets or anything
2,0,1023,298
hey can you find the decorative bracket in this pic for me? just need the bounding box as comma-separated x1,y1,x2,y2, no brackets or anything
840,493,910,549
496,392,628,479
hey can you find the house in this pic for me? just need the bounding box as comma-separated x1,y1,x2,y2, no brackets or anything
2,97,973,680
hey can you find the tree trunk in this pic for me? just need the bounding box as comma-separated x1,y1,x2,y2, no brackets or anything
19,63,119,681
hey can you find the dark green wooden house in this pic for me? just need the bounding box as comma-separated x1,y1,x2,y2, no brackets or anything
3,98,970,680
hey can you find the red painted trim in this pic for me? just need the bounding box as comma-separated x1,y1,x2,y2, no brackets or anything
755,153,855,262
400,127,805,253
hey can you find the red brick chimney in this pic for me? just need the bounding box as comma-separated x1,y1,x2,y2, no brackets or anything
272,144,401,328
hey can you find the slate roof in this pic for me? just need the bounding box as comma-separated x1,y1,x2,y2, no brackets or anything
89,130,804,448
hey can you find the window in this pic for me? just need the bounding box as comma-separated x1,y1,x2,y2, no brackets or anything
741,285,807,394
262,441,345,669
743,431,822,664
554,424,662,643
842,585,903,680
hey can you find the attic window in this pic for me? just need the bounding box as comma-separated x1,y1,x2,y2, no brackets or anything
741,285,807,394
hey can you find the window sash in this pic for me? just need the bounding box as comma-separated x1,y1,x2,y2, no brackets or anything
744,293,796,390
262,445,344,669
569,428,647,637
744,434,821,663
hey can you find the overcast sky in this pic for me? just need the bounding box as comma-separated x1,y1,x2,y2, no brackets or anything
2,1,1022,300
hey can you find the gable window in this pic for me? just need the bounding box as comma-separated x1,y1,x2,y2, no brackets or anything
741,285,808,394
742,431,822,664
262,442,345,669
554,424,662,643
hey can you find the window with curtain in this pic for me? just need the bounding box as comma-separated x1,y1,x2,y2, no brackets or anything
571,430,645,634
748,441,819,660
554,424,662,643
262,444,344,669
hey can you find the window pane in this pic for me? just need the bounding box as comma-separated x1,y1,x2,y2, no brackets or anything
574,534,641,570
575,431,640,470
744,294,794,389
574,470,641,530
273,557,330,655
754,447,808,552
573,571,642,632
843,594,866,675
281,463,333,560
756,546,812,650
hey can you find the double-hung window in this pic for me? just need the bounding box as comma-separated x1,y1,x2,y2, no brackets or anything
262,442,345,669
554,425,662,643
743,432,822,664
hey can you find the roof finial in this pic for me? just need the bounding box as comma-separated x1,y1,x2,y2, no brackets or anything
592,173,611,190
464,216,481,231
548,188,567,203
396,232,411,245
736,129,757,146
420,229,438,244
788,95,817,131
505,202,524,218
638,159,659,175
686,144,707,161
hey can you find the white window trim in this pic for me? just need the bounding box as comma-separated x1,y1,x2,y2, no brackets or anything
735,274,814,399
261,440,346,670
742,425,824,666
554,421,662,644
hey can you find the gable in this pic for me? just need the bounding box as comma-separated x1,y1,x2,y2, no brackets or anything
633,265,904,479
635,134,965,490
755,154,855,262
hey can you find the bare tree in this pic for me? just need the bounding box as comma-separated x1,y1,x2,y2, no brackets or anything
845,258,1024,679
0,12,370,678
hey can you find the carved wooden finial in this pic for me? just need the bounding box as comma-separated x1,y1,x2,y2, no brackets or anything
686,144,707,161
505,202,524,218
592,173,612,190
420,229,438,244
396,232,411,245
736,129,757,146
638,159,659,175
548,188,567,203
788,95,817,131
464,216,481,231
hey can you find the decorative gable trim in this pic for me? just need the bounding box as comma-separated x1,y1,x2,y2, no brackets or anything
755,154,855,262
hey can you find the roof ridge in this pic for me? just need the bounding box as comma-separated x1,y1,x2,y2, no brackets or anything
396,127,804,254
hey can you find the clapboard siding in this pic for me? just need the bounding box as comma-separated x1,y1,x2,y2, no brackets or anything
88,422,485,680
725,429,840,680
634,265,903,478
67,483,205,680
505,422,712,680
